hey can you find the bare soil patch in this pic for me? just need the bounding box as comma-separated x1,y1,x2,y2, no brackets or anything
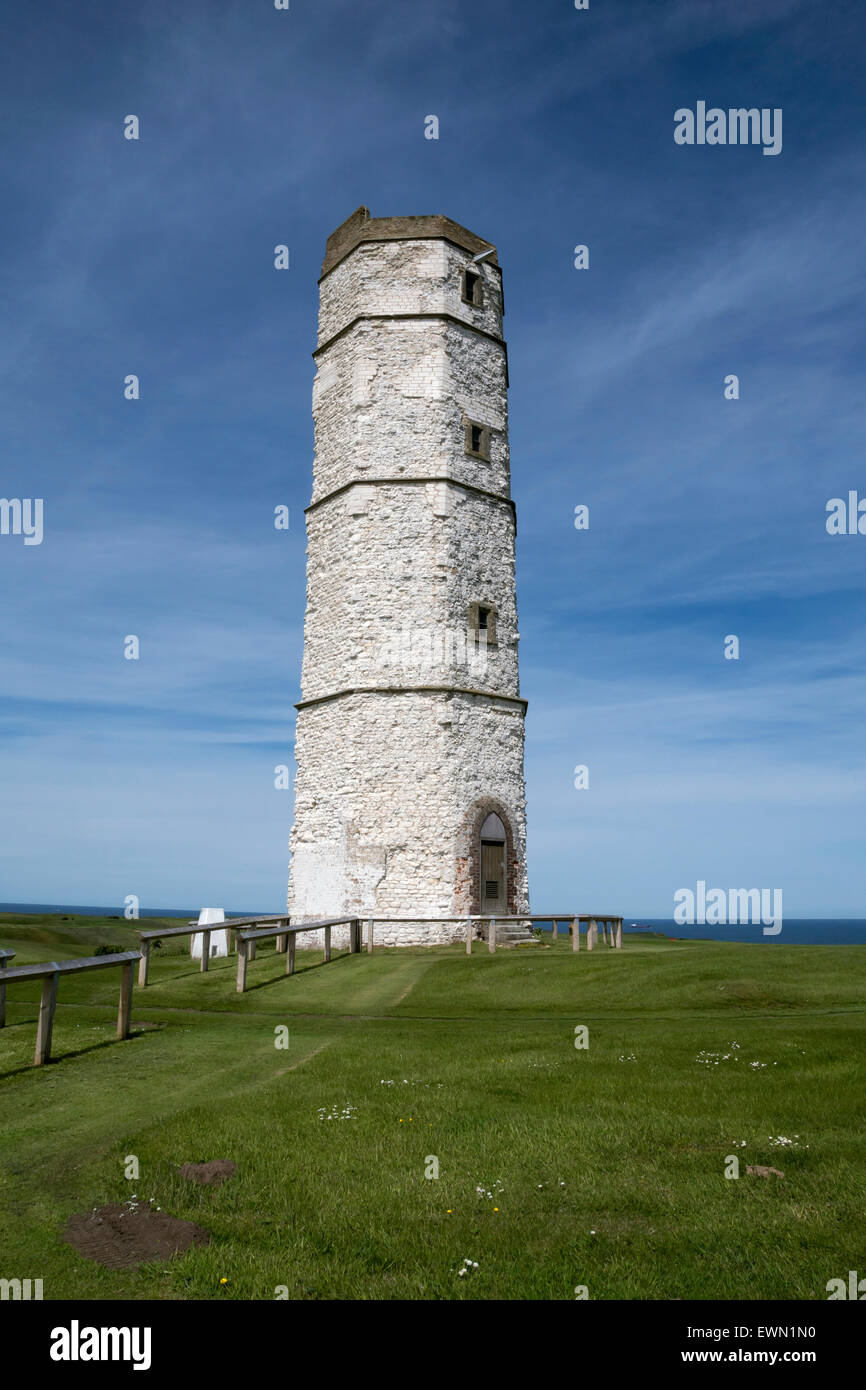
179,1159,238,1186
65,1203,209,1269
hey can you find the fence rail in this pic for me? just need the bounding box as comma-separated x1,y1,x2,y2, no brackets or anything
355,914,624,954
0,949,16,1028
0,951,140,1065
0,910,624,1065
136,916,290,986
131,907,625,995
235,917,361,993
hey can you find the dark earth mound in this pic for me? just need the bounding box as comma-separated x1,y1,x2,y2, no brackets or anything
65,1203,210,1269
179,1159,238,1186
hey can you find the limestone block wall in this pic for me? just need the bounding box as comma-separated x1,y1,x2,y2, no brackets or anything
299,482,519,702
288,689,528,945
317,237,503,349
310,319,509,503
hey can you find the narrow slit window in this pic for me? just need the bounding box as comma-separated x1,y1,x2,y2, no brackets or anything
469,602,498,647
465,419,490,460
462,267,483,307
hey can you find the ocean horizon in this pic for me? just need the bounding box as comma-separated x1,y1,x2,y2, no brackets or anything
1,903,865,945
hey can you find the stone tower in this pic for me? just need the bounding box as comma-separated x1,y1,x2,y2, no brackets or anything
287,207,529,945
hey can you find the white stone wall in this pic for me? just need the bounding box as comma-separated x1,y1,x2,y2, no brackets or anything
288,690,528,942
317,238,504,347
299,482,519,702
310,318,509,503
288,223,528,941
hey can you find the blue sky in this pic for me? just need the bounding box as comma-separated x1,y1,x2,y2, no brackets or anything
1,0,864,915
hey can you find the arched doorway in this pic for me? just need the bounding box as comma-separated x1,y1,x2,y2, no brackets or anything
454,798,519,917
479,811,506,915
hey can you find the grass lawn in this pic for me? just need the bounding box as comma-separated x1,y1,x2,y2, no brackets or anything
1,912,864,1301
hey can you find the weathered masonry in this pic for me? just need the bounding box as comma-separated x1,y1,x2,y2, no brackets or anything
287,208,530,946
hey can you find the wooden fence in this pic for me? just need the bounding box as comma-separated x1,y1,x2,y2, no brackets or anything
0,951,140,1066
468,914,623,953
0,948,16,1028
136,916,294,986
357,914,624,953
134,912,624,987
235,917,361,993
0,910,624,1066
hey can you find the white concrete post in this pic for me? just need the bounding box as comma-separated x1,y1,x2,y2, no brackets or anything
192,908,228,962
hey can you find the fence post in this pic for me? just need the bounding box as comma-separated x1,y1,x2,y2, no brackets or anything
117,960,133,1039
324,926,331,963
616,919,623,949
552,919,558,942
367,917,374,954
236,939,248,994
286,931,296,975
489,918,496,954
587,920,595,951
466,916,472,955
138,939,150,988
572,917,579,952
249,939,257,962
0,952,13,1027
200,930,211,972
35,968,59,1065
276,919,289,953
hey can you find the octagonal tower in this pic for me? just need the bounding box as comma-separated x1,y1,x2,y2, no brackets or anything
287,207,529,945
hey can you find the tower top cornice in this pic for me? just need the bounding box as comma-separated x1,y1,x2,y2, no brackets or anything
321,206,499,279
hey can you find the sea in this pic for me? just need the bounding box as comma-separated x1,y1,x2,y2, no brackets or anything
0,904,865,945
0,902,265,922
536,918,866,945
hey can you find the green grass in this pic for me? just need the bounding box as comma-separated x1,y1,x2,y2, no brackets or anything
1,912,864,1300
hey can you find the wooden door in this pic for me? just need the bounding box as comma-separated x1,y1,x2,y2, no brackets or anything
481,840,505,914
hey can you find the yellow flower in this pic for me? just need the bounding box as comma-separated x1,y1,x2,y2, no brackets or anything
220,1277,228,1284
493,1208,499,1212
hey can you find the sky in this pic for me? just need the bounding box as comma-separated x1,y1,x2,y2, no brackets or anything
1,0,864,916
